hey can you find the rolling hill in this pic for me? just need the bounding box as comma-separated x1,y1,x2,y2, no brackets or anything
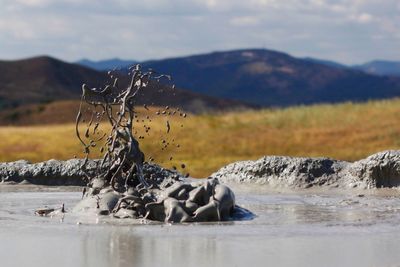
0,56,251,113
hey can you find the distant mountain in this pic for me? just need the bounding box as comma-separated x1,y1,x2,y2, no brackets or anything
139,49,400,106
3,50,400,113
0,56,251,113
76,58,136,71
353,60,400,77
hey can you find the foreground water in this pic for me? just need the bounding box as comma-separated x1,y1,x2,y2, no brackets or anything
1,185,400,267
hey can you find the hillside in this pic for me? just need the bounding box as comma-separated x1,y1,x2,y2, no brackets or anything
1,98,399,177
140,49,400,106
0,56,251,113
0,56,106,110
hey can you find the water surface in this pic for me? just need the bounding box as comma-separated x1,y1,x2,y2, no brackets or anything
1,185,400,267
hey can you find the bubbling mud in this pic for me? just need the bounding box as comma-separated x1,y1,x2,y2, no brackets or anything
72,65,242,223
73,177,238,223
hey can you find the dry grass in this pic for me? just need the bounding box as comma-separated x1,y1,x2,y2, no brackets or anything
1,99,400,177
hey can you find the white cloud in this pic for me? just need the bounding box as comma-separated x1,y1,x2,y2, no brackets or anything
230,16,260,26
14,0,50,7
350,12,374,24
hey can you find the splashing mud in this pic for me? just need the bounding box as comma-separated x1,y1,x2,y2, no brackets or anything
71,65,246,223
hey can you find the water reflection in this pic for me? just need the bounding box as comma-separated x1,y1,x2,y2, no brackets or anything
78,227,222,267
74,224,400,267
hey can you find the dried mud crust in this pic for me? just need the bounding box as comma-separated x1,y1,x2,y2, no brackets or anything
1,151,400,190
212,150,400,189
1,150,400,190
0,160,176,186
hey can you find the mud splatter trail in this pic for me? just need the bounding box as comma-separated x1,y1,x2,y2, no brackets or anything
76,65,173,190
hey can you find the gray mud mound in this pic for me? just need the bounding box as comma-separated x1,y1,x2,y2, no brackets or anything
212,156,347,188
347,151,400,188
212,150,400,189
1,150,400,190
0,159,178,186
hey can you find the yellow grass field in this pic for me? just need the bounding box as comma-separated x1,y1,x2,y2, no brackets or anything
1,99,400,177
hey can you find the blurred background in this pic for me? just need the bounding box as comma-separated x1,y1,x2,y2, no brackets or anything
0,0,399,177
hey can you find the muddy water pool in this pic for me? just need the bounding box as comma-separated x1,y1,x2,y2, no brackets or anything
1,185,400,267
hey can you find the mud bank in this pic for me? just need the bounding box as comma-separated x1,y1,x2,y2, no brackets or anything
0,159,179,186
1,150,399,189
213,150,400,189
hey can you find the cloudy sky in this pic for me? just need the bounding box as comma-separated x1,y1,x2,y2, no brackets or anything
0,0,399,64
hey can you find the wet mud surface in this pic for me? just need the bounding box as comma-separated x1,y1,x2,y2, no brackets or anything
1,185,400,267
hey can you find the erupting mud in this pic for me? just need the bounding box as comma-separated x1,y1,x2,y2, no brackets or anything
71,65,241,223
